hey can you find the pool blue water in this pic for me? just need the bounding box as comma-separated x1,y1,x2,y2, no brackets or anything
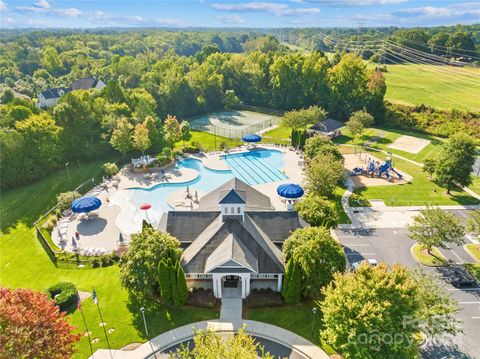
223,150,287,185
126,149,287,212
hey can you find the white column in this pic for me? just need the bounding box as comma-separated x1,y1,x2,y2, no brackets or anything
241,276,246,299
212,275,217,297
245,274,251,296
217,276,222,299
277,274,283,292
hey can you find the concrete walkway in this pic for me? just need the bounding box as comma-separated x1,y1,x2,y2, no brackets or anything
89,319,329,359
220,287,243,319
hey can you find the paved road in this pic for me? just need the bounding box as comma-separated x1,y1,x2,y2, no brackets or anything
334,228,480,359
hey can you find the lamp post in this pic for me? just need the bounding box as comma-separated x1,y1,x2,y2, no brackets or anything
140,307,157,359
311,307,318,337
65,162,71,184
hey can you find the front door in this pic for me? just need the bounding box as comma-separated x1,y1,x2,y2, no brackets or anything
223,275,239,288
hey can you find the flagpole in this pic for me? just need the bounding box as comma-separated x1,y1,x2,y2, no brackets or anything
92,288,113,359
77,292,95,358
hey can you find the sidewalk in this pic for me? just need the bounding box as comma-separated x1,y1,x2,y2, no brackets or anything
89,319,329,359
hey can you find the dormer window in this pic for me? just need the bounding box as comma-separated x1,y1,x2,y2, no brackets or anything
218,189,246,221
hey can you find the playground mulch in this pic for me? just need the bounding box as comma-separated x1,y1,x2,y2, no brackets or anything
343,154,412,188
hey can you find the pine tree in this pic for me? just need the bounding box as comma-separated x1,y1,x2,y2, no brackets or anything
176,261,189,305
170,259,180,306
282,259,302,304
157,258,172,304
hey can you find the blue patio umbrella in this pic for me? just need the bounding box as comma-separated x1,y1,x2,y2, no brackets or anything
276,183,304,199
71,196,102,213
242,134,262,143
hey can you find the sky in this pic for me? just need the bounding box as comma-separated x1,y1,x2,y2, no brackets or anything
1,0,479,29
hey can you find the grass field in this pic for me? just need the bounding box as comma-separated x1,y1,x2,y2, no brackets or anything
262,125,291,145
382,64,480,111
334,125,444,163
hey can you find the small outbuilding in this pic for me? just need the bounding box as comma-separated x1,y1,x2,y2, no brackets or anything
308,118,344,138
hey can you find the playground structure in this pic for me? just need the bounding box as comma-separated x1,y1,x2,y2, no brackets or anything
351,157,403,182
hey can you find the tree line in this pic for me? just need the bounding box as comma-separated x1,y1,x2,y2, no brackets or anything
1,46,385,190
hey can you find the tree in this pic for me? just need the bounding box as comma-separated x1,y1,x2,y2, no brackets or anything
294,193,339,228
15,113,63,179
466,209,480,236
176,261,189,306
281,259,302,304
132,123,151,155
423,158,437,179
407,206,465,254
283,227,346,298
345,110,374,137
328,53,369,120
110,117,133,156
435,133,476,194
163,115,182,147
281,106,327,133
157,258,174,305
120,227,181,303
305,154,345,197
223,89,241,110
446,32,477,57
180,121,192,147
303,135,342,161
56,191,81,211
320,263,459,359
173,328,274,358
102,162,119,177
1,89,14,104
0,287,80,359
366,70,387,121
143,115,162,151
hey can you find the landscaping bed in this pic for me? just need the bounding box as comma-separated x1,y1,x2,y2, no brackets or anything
411,244,447,267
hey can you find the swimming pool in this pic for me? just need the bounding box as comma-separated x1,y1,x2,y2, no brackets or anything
110,149,288,235
223,149,287,185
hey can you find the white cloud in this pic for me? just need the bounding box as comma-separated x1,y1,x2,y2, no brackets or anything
35,0,50,9
156,17,182,26
300,0,406,4
0,0,7,11
91,11,144,24
393,4,480,18
212,2,320,16
217,14,245,24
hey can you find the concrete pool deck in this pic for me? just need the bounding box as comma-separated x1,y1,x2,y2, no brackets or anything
89,319,329,359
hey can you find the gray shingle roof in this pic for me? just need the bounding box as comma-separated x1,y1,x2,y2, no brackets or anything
310,118,344,133
204,233,258,273
40,87,69,99
197,178,272,211
219,189,246,204
71,77,104,90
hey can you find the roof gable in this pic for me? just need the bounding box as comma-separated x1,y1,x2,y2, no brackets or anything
310,118,343,133
204,233,258,273
219,189,246,204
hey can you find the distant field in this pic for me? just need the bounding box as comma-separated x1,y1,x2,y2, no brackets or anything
382,64,480,111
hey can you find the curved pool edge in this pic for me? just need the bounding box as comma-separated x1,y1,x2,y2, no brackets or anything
88,319,329,359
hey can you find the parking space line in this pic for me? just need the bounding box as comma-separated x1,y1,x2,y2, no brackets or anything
459,302,480,304
342,244,371,247
447,288,480,292
346,252,375,256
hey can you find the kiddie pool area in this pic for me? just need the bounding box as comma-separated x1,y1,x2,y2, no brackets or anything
110,149,290,236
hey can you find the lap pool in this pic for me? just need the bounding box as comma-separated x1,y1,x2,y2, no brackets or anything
110,149,288,235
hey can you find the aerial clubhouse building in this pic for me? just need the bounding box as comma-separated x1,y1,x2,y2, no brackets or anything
157,178,307,298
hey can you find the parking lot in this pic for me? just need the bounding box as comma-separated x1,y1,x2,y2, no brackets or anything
334,227,480,359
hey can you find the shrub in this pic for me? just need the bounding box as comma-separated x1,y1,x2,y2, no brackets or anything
244,288,284,308
56,191,81,211
102,162,119,177
47,282,77,312
187,288,219,308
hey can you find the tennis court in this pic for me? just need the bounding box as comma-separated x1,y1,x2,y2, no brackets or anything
188,110,279,138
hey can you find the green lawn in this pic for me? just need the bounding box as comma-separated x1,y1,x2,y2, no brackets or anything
177,130,239,151
262,125,291,145
469,176,480,196
381,64,480,111
465,263,480,283
334,125,444,164
465,243,480,262
0,158,219,358
411,244,447,267
245,301,336,354
347,147,479,207
1,159,116,231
